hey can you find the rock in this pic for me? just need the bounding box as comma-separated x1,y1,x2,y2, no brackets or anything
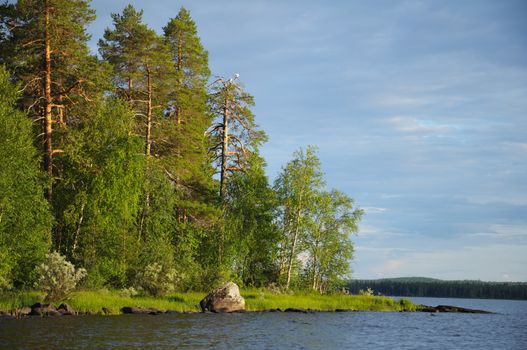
58,303,76,315
30,303,61,316
17,306,32,317
199,282,245,313
121,306,163,315
418,304,493,314
284,307,309,313
435,305,492,314
0,311,15,320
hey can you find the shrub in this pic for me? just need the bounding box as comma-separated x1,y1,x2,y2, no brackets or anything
135,263,178,297
119,287,139,298
35,252,87,301
358,287,375,296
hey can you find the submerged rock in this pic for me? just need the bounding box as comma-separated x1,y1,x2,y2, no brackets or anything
200,282,245,313
284,307,309,313
121,306,163,315
419,304,493,314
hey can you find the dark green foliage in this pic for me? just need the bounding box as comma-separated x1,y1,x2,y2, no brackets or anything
0,66,51,289
161,7,217,228
348,278,527,300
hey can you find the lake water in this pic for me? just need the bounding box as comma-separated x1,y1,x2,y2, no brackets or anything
1,297,526,349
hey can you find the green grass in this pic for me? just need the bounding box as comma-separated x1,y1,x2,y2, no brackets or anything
0,289,417,314
242,289,417,312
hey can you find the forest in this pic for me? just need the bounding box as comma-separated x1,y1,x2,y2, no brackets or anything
0,1,363,296
347,278,527,300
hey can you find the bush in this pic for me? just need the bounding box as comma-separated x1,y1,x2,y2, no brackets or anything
358,287,374,296
35,252,87,301
135,263,178,297
119,287,139,298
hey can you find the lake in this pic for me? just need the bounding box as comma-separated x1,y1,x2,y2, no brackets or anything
1,297,526,349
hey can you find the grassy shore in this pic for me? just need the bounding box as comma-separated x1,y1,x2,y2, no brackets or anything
0,289,417,315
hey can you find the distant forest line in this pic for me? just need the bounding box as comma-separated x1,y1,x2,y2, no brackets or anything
347,278,527,300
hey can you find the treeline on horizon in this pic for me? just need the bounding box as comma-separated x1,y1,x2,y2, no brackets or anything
0,1,363,294
347,278,527,300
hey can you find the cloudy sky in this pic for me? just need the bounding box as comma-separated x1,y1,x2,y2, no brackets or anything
88,0,527,281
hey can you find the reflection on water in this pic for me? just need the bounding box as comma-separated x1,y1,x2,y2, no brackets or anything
1,298,526,349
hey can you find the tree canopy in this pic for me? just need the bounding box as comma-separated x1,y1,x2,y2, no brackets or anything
0,3,362,293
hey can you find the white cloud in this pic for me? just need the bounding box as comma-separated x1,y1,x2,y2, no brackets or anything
363,206,388,214
387,116,455,135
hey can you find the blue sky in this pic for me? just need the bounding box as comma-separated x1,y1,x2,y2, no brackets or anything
88,0,527,281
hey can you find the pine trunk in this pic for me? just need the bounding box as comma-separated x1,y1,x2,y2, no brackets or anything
145,66,152,157
219,91,229,200
44,0,53,200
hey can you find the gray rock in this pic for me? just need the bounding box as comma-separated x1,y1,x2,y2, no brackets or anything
17,306,32,316
199,282,245,313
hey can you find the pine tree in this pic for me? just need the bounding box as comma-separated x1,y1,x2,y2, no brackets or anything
99,5,176,244
162,8,217,226
208,75,267,201
0,0,99,201
99,5,174,158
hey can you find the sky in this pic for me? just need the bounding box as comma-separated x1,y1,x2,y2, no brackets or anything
87,0,527,281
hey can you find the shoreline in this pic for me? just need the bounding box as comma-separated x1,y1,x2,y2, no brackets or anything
0,290,492,318
0,289,416,317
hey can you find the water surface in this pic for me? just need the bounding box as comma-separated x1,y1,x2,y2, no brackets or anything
1,297,526,349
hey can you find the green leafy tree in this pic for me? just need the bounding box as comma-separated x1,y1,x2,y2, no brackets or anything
224,154,280,286
274,146,324,289
304,190,362,292
99,7,179,279
57,98,145,287
0,66,51,289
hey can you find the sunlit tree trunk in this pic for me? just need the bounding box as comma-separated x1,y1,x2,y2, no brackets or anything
219,91,229,201
44,0,53,200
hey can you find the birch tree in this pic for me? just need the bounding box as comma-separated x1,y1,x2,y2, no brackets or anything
304,190,362,292
274,146,324,289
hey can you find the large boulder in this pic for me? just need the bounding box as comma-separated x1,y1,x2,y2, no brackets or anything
200,282,245,313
